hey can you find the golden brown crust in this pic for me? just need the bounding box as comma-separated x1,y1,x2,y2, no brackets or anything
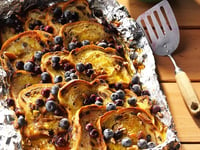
17,83,71,149
0,30,53,71
97,107,167,150
60,21,112,48
9,70,41,101
46,0,91,35
58,79,110,119
72,105,106,150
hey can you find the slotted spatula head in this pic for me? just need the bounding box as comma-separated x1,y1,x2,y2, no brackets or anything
136,0,180,56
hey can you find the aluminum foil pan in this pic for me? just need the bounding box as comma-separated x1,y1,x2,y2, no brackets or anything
0,0,180,149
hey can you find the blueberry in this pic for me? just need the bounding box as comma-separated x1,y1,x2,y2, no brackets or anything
116,89,125,99
146,134,151,142
16,61,24,70
18,115,26,127
64,71,71,78
44,25,53,33
76,63,85,72
34,65,42,74
103,129,114,140
115,99,124,106
68,42,77,51
45,100,57,112
131,75,140,84
51,56,60,63
36,99,45,107
71,12,79,22
93,9,103,18
121,137,132,147
95,100,103,106
89,94,97,103
34,51,43,61
59,118,70,129
54,36,63,45
115,82,123,90
41,72,51,83
34,20,42,26
129,51,138,60
6,98,15,107
53,7,62,18
24,61,34,72
51,85,59,95
147,142,156,148
85,63,93,70
137,139,148,149
110,93,119,101
89,129,99,138
54,75,63,83
114,130,123,140
97,42,107,48
65,77,71,82
128,97,137,106
41,88,51,98
70,73,78,80
56,136,67,147
141,90,150,96
85,123,94,131
52,62,60,70
106,103,116,111
81,40,90,46
63,63,74,71
131,84,141,96
151,105,161,114
86,69,94,77
64,10,72,20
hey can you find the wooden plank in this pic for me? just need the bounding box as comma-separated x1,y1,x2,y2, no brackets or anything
161,83,200,142
155,29,200,82
182,144,200,150
117,0,200,27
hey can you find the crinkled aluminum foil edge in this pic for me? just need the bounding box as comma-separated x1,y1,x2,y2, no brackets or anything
89,0,180,149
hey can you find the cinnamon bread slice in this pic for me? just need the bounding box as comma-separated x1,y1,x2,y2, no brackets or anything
58,79,111,119
46,0,91,35
17,84,71,149
60,21,112,48
9,70,41,101
72,105,106,150
0,30,53,72
97,107,167,149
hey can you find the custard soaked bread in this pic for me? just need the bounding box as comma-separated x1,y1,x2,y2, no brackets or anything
0,0,169,149
41,45,133,84
17,83,71,149
0,30,53,72
47,0,92,35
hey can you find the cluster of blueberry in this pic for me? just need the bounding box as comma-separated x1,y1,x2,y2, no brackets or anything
85,123,99,138
29,19,54,34
110,89,125,106
75,62,94,77
52,7,79,25
83,94,103,106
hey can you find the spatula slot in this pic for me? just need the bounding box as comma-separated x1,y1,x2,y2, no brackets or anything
160,6,172,31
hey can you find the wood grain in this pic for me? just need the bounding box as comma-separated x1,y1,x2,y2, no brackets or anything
182,144,200,150
117,0,200,27
155,29,200,82
161,83,200,142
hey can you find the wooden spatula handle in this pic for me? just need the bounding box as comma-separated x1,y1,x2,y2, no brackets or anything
175,71,200,117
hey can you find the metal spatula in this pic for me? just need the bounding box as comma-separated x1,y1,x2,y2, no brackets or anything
136,0,200,116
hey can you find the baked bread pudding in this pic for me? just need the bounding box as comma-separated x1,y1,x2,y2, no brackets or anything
0,0,170,149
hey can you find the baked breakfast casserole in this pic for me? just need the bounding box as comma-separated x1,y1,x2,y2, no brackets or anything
0,0,180,149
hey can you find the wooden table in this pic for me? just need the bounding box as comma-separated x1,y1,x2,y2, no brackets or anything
117,0,200,149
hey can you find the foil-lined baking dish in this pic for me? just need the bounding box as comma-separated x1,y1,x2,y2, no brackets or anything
0,0,180,149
